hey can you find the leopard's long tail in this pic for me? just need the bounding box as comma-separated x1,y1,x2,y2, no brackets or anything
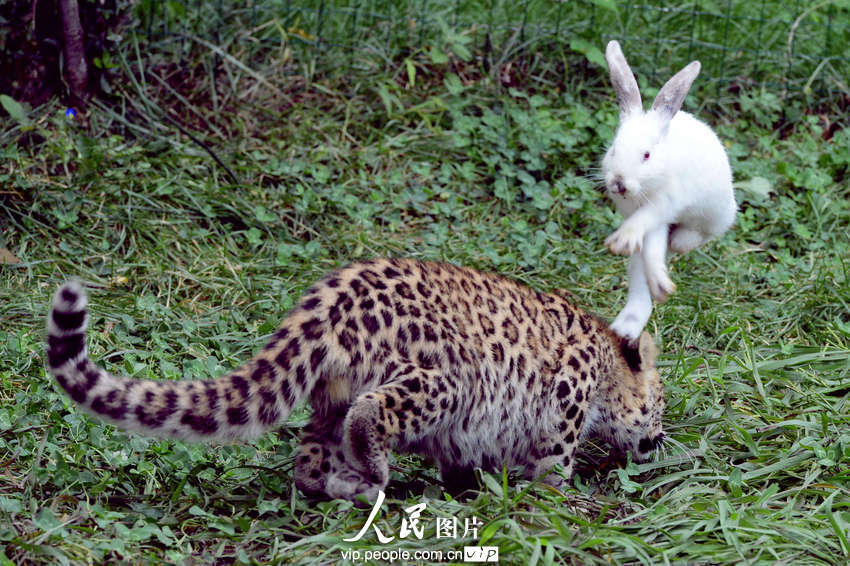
46,281,332,442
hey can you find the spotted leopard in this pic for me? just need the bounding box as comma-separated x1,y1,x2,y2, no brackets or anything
46,258,665,500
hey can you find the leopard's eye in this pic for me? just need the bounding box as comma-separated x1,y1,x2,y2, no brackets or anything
642,151,650,161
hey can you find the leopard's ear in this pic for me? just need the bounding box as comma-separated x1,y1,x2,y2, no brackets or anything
620,331,657,372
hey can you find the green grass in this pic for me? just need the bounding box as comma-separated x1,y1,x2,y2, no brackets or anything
2,5,850,564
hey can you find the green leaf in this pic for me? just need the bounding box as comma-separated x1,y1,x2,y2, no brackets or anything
245,227,263,246
477,519,503,545
428,46,449,65
834,317,850,336
254,205,277,222
734,176,773,200
587,0,618,12
569,39,607,68
405,58,416,88
478,472,504,497
444,74,465,96
34,508,62,531
376,83,400,116
0,95,29,125
616,463,641,494
727,467,743,497
0,497,22,514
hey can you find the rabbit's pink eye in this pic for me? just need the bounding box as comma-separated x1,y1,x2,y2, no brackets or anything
642,151,650,161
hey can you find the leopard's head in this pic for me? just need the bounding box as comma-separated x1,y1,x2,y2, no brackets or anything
590,331,666,462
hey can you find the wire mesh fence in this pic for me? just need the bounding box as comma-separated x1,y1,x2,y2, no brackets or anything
134,0,849,105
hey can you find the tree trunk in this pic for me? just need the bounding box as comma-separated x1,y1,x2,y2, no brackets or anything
59,0,88,104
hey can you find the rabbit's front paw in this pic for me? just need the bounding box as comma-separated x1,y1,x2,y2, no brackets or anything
646,266,675,302
606,224,644,255
610,310,644,341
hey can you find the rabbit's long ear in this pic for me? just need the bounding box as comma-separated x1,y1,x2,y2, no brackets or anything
605,40,642,118
651,61,701,124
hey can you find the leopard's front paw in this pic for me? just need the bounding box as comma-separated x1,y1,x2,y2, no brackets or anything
326,468,385,503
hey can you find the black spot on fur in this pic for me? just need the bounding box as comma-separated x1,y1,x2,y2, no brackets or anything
328,303,342,327
91,388,128,420
345,317,358,332
60,287,79,303
339,329,358,353
61,366,100,404
257,388,279,425
478,313,495,336
383,266,401,279
181,411,219,434
579,314,592,334
362,313,380,334
51,309,85,331
47,333,85,368
227,406,250,426
205,385,219,411
275,338,301,371
417,351,438,369
350,278,369,297
301,296,321,311
556,381,571,400
408,322,421,342
565,404,579,420
135,403,169,430
568,356,581,371
491,342,504,363
423,324,438,342
271,326,289,343
301,318,323,341
396,282,415,300
97,388,127,420
251,359,276,383
310,345,327,373
620,338,642,372
281,377,294,404
230,374,250,398
360,269,387,290
394,301,408,317
295,363,307,388
416,281,431,299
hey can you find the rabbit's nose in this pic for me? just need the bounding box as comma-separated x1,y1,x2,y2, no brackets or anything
612,177,627,195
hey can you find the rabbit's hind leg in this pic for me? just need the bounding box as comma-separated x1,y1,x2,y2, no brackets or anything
669,225,708,254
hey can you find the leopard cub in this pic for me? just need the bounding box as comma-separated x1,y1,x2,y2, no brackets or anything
47,258,665,500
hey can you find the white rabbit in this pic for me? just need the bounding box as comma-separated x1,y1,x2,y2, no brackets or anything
601,40,736,341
